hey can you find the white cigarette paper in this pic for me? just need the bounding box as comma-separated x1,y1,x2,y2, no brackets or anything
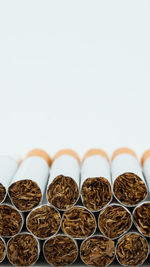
143,157,150,194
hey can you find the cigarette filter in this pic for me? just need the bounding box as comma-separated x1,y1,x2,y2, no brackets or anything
81,149,112,212
26,204,61,239
98,204,132,239
0,155,19,203
0,237,6,263
47,149,80,211
7,232,40,266
8,149,51,211
61,205,96,239
116,232,149,266
0,204,23,237
133,201,150,237
111,148,147,206
43,234,78,266
141,149,150,195
80,235,115,267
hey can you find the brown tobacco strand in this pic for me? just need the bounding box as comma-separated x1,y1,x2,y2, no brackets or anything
0,184,6,203
81,177,112,211
0,205,22,236
113,172,147,206
7,233,39,266
99,205,132,239
80,236,115,267
133,202,150,236
8,179,42,211
47,175,79,210
27,205,61,239
0,237,6,262
44,235,78,266
61,206,96,238
116,233,148,266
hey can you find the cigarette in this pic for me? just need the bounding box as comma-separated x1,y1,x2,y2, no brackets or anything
0,155,19,203
47,149,80,211
116,232,149,266
133,201,150,237
0,237,6,263
61,205,96,239
26,204,61,239
0,204,23,237
43,234,78,266
81,149,112,212
98,203,132,239
8,149,51,211
141,149,150,195
7,232,40,266
111,148,147,206
80,235,115,267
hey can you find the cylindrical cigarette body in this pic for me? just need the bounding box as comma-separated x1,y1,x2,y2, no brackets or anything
141,149,150,195
0,204,23,237
81,149,112,212
8,149,51,211
26,204,61,239
7,232,40,266
47,149,80,211
116,232,149,266
111,148,147,206
0,155,19,203
80,235,115,267
98,204,132,239
0,237,6,263
43,234,78,266
133,201,150,237
61,205,96,239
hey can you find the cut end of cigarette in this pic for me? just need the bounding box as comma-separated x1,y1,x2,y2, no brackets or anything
133,202,150,237
99,205,132,239
27,205,61,239
44,235,78,266
7,233,39,266
111,147,137,161
80,236,115,267
8,179,42,211
26,149,52,167
116,233,148,266
47,175,79,210
53,149,80,163
82,148,109,163
0,184,6,204
0,237,6,263
0,204,23,237
61,206,96,239
113,172,147,206
141,149,150,166
81,177,112,212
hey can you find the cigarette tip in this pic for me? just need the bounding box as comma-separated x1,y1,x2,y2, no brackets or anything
26,149,52,167
141,149,150,166
82,148,109,163
53,149,80,163
111,147,137,161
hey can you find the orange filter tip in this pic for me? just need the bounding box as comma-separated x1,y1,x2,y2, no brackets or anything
141,149,150,166
111,148,137,162
82,148,109,163
53,149,80,163
26,149,52,167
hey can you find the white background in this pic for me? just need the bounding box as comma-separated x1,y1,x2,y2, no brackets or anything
0,0,150,162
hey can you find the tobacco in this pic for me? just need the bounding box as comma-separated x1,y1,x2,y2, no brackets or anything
133,202,150,237
99,205,132,239
47,175,79,210
44,235,78,266
0,183,6,203
113,172,147,206
0,237,6,262
61,206,96,239
0,204,22,237
80,236,115,266
81,177,112,211
27,205,61,239
116,233,148,266
7,233,39,266
8,179,42,211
